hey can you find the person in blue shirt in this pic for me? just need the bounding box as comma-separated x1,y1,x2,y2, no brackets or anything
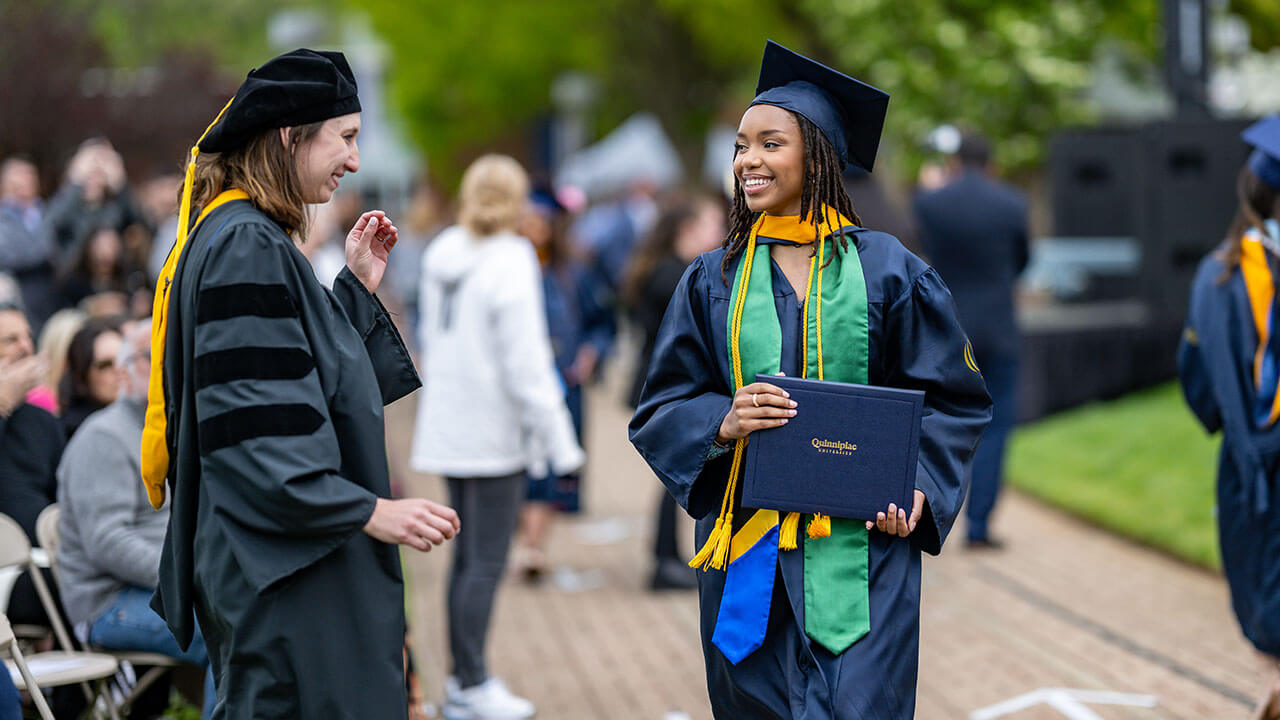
629,42,990,719
1178,115,1280,720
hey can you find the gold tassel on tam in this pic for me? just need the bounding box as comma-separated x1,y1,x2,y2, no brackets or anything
140,96,235,509
779,512,801,550
807,513,832,539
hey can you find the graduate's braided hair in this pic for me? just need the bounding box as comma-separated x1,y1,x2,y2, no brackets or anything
721,111,862,283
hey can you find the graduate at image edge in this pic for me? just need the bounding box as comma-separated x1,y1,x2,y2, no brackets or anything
628,42,992,719
142,50,460,718
1178,115,1280,720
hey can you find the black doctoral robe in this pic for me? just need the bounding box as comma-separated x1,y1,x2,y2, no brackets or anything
151,199,420,719
629,229,991,719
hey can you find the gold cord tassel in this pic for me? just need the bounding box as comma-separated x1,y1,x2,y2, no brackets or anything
708,510,734,570
689,515,725,569
779,512,801,550
807,513,831,539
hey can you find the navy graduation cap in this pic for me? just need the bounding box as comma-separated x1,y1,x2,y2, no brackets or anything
1244,115,1280,191
750,40,889,172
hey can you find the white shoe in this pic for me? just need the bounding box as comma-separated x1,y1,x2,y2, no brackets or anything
442,677,534,720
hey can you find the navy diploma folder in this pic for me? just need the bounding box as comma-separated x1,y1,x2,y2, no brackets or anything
740,374,923,522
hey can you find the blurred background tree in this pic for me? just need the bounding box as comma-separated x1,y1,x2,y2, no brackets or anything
6,0,1280,186
356,0,1178,182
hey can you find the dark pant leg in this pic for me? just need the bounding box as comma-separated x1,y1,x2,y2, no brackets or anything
654,489,681,562
446,473,525,688
0,665,18,720
966,350,1018,541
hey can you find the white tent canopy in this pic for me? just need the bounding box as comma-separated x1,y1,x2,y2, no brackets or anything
555,113,683,200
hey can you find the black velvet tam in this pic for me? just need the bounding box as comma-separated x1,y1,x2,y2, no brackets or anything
199,49,361,153
751,40,889,172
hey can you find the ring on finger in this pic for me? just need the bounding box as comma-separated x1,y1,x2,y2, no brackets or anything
752,393,759,408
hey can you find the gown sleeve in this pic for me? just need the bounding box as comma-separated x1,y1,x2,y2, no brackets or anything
1177,260,1224,434
628,257,734,519
191,223,378,593
882,267,992,555
331,265,422,405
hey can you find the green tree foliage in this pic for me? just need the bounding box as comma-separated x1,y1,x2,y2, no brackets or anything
1232,0,1280,51
802,0,1161,172
57,0,339,69
359,0,1176,181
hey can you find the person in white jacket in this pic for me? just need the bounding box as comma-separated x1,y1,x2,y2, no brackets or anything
410,154,583,720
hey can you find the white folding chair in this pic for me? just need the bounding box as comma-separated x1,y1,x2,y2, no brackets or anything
0,513,75,654
34,504,187,716
2,610,119,720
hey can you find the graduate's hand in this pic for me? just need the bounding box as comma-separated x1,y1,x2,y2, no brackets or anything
345,210,399,294
716,381,797,443
866,490,926,537
364,497,460,552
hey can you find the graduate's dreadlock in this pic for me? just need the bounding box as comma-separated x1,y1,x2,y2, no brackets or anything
721,111,862,282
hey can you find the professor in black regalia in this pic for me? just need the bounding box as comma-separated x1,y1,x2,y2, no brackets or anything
138,49,460,718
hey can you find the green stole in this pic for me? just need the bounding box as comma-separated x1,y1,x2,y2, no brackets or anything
697,209,871,655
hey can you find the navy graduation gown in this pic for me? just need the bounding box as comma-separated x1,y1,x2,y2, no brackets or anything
1178,253,1280,656
629,229,991,719
153,200,421,719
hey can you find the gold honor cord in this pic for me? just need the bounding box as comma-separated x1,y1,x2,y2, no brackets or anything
691,211,849,569
688,216,764,571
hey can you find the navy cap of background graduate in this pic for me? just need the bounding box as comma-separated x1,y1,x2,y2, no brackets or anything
198,49,361,154
1244,115,1280,191
749,40,889,173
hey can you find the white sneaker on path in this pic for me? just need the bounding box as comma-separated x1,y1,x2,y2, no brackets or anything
443,676,535,720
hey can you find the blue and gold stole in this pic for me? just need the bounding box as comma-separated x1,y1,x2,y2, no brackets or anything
701,209,871,663
1240,225,1280,428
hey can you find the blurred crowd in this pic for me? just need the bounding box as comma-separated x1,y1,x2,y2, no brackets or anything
0,123,1024,718
0,133,732,718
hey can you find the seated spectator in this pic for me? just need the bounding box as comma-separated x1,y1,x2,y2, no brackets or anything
56,318,214,718
57,316,122,438
55,223,131,309
41,139,144,254
29,308,86,414
0,301,63,629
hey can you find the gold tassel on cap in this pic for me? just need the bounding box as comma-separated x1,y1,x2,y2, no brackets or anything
140,96,234,509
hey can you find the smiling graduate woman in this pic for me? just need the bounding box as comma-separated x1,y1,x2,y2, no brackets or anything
140,49,459,719
629,42,992,719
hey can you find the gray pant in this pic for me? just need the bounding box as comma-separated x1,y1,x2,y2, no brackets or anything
446,472,525,688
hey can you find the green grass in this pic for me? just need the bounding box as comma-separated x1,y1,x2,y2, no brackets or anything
1005,382,1222,569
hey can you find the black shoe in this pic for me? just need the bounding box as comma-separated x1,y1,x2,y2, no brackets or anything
965,536,1006,551
650,558,699,591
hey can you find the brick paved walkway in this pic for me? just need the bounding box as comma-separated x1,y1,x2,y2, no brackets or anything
391,374,1264,720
